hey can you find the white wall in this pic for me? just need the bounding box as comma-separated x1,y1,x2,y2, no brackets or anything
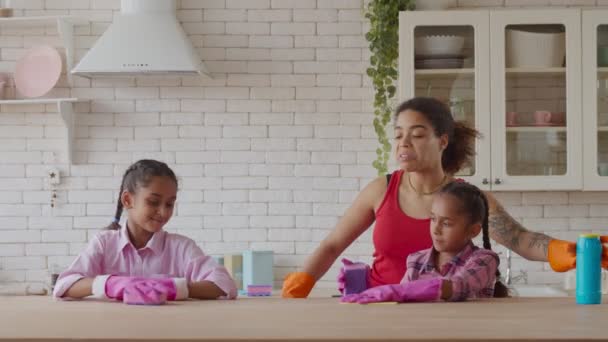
0,0,606,290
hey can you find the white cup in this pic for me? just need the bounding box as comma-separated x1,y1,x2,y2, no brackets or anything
598,162,608,176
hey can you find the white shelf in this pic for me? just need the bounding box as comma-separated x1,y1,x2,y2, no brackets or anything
506,67,566,75
598,126,608,132
415,68,474,78
0,15,88,165
0,98,83,164
0,15,88,86
0,15,88,27
0,97,79,105
599,67,608,74
506,126,567,133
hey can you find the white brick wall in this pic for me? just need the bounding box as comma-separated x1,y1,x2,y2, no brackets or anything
1,0,607,291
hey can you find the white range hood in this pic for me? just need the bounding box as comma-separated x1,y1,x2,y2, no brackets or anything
71,0,208,77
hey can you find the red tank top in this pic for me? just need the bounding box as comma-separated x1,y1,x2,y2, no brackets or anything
369,169,433,287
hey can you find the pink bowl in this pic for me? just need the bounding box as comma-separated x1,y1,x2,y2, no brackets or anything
14,45,62,98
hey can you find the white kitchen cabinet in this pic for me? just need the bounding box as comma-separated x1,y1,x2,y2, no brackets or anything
399,10,492,189
583,10,608,190
399,9,583,191
490,9,581,191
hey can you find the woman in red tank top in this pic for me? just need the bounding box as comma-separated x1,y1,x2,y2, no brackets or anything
370,169,433,286
282,97,583,298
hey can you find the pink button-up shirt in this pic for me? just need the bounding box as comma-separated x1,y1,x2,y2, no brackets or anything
403,242,499,301
53,226,237,299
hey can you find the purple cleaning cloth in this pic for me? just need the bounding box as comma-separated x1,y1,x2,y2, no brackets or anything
343,263,369,295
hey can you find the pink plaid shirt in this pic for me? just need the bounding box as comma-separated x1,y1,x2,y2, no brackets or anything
53,226,237,299
403,242,499,301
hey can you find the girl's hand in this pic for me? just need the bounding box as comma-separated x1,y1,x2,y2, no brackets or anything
94,275,188,301
94,275,144,300
123,281,167,305
341,284,397,303
340,278,442,304
336,258,353,293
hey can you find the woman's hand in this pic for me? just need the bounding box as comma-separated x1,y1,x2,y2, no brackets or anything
548,239,577,272
281,272,316,298
282,176,386,298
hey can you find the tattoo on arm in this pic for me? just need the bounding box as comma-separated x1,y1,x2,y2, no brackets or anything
488,205,551,259
527,232,550,257
488,205,524,250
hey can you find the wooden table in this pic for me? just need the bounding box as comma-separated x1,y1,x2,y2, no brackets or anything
0,295,606,341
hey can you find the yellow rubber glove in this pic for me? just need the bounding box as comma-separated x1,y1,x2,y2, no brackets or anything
281,272,315,298
548,239,576,272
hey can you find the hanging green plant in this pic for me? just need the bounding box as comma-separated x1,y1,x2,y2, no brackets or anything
365,0,415,175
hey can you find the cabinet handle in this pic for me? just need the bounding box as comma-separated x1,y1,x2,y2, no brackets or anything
494,178,502,185
482,178,489,185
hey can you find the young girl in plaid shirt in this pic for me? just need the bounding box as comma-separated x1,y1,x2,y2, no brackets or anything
342,181,508,303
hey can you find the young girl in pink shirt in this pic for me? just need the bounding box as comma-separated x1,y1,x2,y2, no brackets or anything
53,159,237,304
342,182,508,303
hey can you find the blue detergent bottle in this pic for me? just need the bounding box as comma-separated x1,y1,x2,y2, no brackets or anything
576,234,602,305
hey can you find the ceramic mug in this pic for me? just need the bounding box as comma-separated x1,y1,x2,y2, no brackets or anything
599,113,608,126
0,73,10,100
598,46,608,67
598,162,608,176
506,111,518,126
550,112,566,125
534,110,552,125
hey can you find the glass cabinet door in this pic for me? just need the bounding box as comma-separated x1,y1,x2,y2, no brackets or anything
583,10,608,190
490,9,582,190
400,11,490,189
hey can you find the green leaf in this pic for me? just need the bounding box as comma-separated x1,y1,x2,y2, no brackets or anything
366,0,414,173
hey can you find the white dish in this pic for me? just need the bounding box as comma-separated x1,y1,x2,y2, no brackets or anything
14,45,62,98
506,27,565,68
415,35,465,57
415,58,464,69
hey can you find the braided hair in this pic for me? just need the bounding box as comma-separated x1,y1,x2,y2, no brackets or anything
437,181,509,298
106,159,178,230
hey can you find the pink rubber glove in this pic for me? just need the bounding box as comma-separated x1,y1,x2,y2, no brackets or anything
92,275,189,301
123,281,168,305
341,278,443,304
337,258,369,294
92,275,143,300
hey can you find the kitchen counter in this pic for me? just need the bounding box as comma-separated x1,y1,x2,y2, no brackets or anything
0,295,606,341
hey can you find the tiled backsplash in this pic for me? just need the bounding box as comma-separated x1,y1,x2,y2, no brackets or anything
0,0,607,290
